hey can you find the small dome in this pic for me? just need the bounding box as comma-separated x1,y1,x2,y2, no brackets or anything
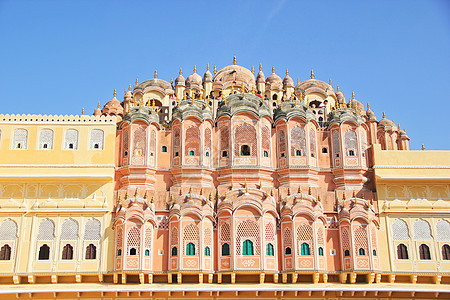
366,107,377,121
256,64,265,83
186,67,203,89
102,90,123,117
175,68,185,86
283,69,294,88
203,65,213,82
378,113,396,129
266,67,282,90
93,107,101,116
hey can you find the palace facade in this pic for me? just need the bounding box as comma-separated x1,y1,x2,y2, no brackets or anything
0,59,448,299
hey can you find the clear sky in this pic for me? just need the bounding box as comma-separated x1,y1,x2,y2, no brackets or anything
0,0,449,150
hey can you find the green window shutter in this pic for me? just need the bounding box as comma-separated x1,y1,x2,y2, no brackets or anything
187,243,195,255
243,240,254,256
301,243,310,255
204,247,210,256
222,243,230,256
266,243,274,256
318,247,323,256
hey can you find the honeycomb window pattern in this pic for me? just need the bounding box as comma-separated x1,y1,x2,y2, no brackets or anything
236,219,260,255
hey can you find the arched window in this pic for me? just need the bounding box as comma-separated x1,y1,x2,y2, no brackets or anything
243,240,254,256
322,147,328,153
348,149,355,156
117,249,122,256
266,243,274,256
240,145,250,156
0,244,11,260
296,150,301,156
273,94,278,100
171,247,178,256
61,219,78,240
145,249,150,257
186,243,195,255
62,244,74,260
205,151,209,157
419,244,431,260
84,219,101,241
222,243,230,256
318,247,324,256
161,146,167,152
39,244,50,260
358,248,366,255
85,244,96,260
204,246,211,257
285,247,292,255
90,129,104,150
263,150,268,157
13,129,28,149
373,249,377,256
300,243,310,255
130,248,137,255
222,150,228,157
189,150,195,156
39,129,53,150
442,244,450,260
0,219,18,240
344,250,350,257
64,129,78,150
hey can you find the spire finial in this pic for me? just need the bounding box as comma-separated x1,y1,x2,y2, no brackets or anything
136,78,138,86
297,77,300,84
422,144,425,150
154,70,157,78
398,123,400,130
353,190,356,198
272,66,275,73
144,190,148,199
241,83,245,93
287,187,291,196
179,188,183,195
308,187,312,195
200,188,203,196
214,65,217,74
336,84,340,92
207,63,209,71
286,68,289,76
194,65,196,73
352,91,355,100
113,89,116,97
97,101,100,109
383,112,386,118
179,68,182,75
244,179,248,193
310,69,314,79
259,63,262,71
82,107,84,115
170,77,173,84
128,84,131,91
251,65,254,74
233,55,236,65
367,102,370,109
329,79,332,85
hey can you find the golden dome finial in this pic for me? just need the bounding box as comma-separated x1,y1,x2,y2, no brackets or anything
298,186,301,193
170,77,173,85
179,188,183,195
297,77,300,84
286,68,289,76
244,179,248,193
154,70,157,78
213,65,217,74
352,190,356,198
82,107,84,115
300,189,303,200
97,101,100,109
329,79,332,85
135,78,138,86
317,194,321,202
251,65,254,74
128,84,131,91
259,63,262,71
398,123,401,130
207,63,209,71
152,100,156,109
306,96,310,108
200,188,203,196
241,83,245,93
194,65,197,73
144,190,148,199
336,85,340,92
310,69,314,79
179,68,182,75
422,144,425,151
150,196,154,204
367,102,370,109
233,55,236,65
272,66,275,73
231,86,235,94
308,187,312,195
383,112,386,118
352,91,355,100
287,187,291,196
343,193,346,200
114,89,116,97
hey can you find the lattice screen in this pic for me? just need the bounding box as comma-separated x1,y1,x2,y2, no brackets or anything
392,219,409,240
261,126,271,152
116,227,123,249
123,130,129,155
171,227,178,245
0,219,17,240
220,223,231,241
204,227,212,246
414,219,432,240
234,123,257,156
39,129,53,150
185,125,200,155
37,219,55,240
296,224,313,255
84,219,101,240
149,130,156,153
437,219,450,242
173,127,181,152
61,219,79,240
133,126,146,155
13,129,28,149
205,128,212,151
283,227,292,245
145,227,152,249
265,222,275,241
90,129,104,150
341,227,350,251
317,226,324,247
344,130,358,155
333,132,340,153
183,223,199,255
127,227,141,255
236,219,260,255
220,126,229,153
64,129,78,149
278,129,286,153
370,225,377,252
353,226,368,255
309,129,316,156
290,126,306,156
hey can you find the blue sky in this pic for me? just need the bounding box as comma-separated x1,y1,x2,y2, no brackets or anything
0,0,449,150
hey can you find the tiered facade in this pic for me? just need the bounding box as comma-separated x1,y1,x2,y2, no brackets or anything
0,59,448,299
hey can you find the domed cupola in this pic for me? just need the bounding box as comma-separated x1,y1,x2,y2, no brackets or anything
335,85,345,103
283,69,294,88
256,64,265,83
216,92,271,120
122,102,160,126
212,57,257,92
102,89,124,121
265,66,283,90
93,102,102,116
327,102,365,128
378,112,396,131
203,64,213,83
186,66,203,90
272,97,314,123
365,103,377,122
294,70,334,100
175,68,185,86
172,97,213,122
